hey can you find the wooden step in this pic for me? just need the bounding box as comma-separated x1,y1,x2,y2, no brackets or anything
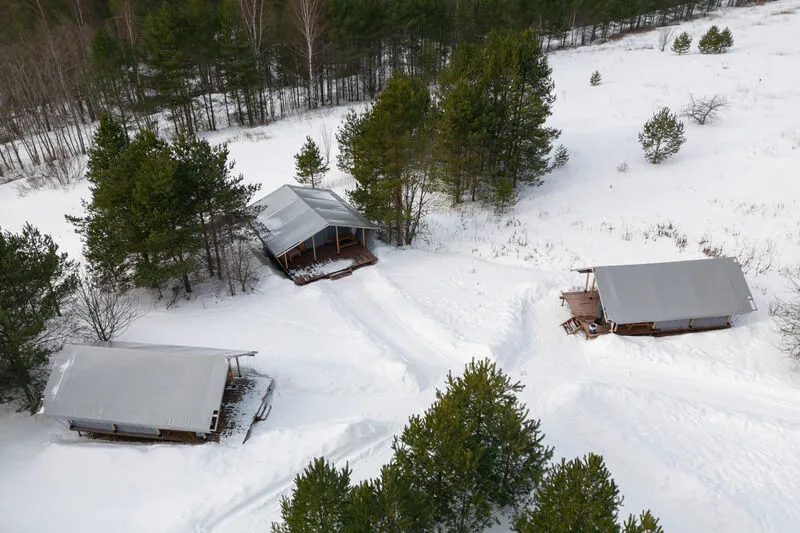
329,268,353,280
560,316,582,335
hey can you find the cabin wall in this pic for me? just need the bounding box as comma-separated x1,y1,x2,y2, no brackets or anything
652,316,730,331
69,418,161,437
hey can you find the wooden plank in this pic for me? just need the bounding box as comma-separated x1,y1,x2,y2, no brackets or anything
362,227,366,249
312,234,317,261
335,226,340,255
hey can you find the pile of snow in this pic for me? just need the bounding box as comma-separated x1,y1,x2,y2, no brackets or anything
2,3,800,533
290,257,355,278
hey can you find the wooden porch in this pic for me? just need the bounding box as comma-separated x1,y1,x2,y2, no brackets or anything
279,240,377,285
560,290,612,338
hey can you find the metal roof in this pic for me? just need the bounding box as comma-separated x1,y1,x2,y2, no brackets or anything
252,185,377,257
43,342,255,434
592,257,757,324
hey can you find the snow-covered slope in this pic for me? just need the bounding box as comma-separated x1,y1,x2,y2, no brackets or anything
2,3,800,532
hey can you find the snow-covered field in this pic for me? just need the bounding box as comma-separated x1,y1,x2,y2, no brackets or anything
2,3,800,532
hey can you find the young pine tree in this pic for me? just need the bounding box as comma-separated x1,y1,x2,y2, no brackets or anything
272,457,352,533
671,32,692,54
590,70,602,86
639,107,686,164
699,25,732,54
392,358,553,533
512,453,621,533
719,27,734,51
294,136,329,189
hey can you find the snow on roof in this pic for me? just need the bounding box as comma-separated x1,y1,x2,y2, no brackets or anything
252,185,377,257
592,257,757,325
42,342,255,434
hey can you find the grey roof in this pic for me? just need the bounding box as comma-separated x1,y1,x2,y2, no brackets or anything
253,185,377,257
591,257,757,324
43,342,255,434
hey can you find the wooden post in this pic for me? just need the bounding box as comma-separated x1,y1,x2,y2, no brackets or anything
584,272,590,292
589,276,596,298
235,356,241,377
283,254,288,270
335,226,340,255
689,318,695,328
311,234,317,261
362,227,366,249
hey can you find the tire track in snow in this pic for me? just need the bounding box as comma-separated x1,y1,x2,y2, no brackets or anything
196,420,393,533
318,269,479,390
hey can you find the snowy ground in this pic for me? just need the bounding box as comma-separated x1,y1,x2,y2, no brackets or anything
2,3,800,532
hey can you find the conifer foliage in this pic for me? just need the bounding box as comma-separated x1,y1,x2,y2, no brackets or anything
272,457,351,533
590,70,602,86
393,358,553,532
294,136,329,189
0,224,78,409
337,74,435,246
638,108,686,164
698,26,733,54
272,359,665,532
69,114,260,297
671,32,692,54
435,29,560,210
513,453,622,533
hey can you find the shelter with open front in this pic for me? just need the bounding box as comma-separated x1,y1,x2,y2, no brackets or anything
42,342,265,442
560,257,757,338
252,185,378,284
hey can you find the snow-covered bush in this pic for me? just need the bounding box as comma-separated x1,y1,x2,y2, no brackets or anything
617,161,630,173
638,107,686,164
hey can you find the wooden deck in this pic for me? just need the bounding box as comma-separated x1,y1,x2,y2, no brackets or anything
560,290,611,338
282,241,377,285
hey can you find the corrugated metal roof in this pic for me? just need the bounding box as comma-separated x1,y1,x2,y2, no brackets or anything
253,185,376,257
43,343,255,434
593,257,757,325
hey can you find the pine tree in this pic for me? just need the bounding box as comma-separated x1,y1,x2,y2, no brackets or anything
294,136,329,188
0,224,78,409
590,70,602,86
623,510,666,533
671,32,692,54
272,457,352,533
512,454,622,533
393,358,553,532
698,25,730,54
345,462,431,533
639,107,686,164
435,29,559,209
340,74,434,246
719,27,734,51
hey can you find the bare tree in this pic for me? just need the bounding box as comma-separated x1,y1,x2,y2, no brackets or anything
657,28,674,52
774,277,800,360
220,235,260,296
290,0,326,108
683,94,728,125
72,277,141,342
238,0,268,57
19,156,85,193
319,123,332,164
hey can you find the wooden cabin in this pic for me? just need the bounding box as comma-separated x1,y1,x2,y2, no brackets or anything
42,342,260,442
252,185,378,284
560,257,757,338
